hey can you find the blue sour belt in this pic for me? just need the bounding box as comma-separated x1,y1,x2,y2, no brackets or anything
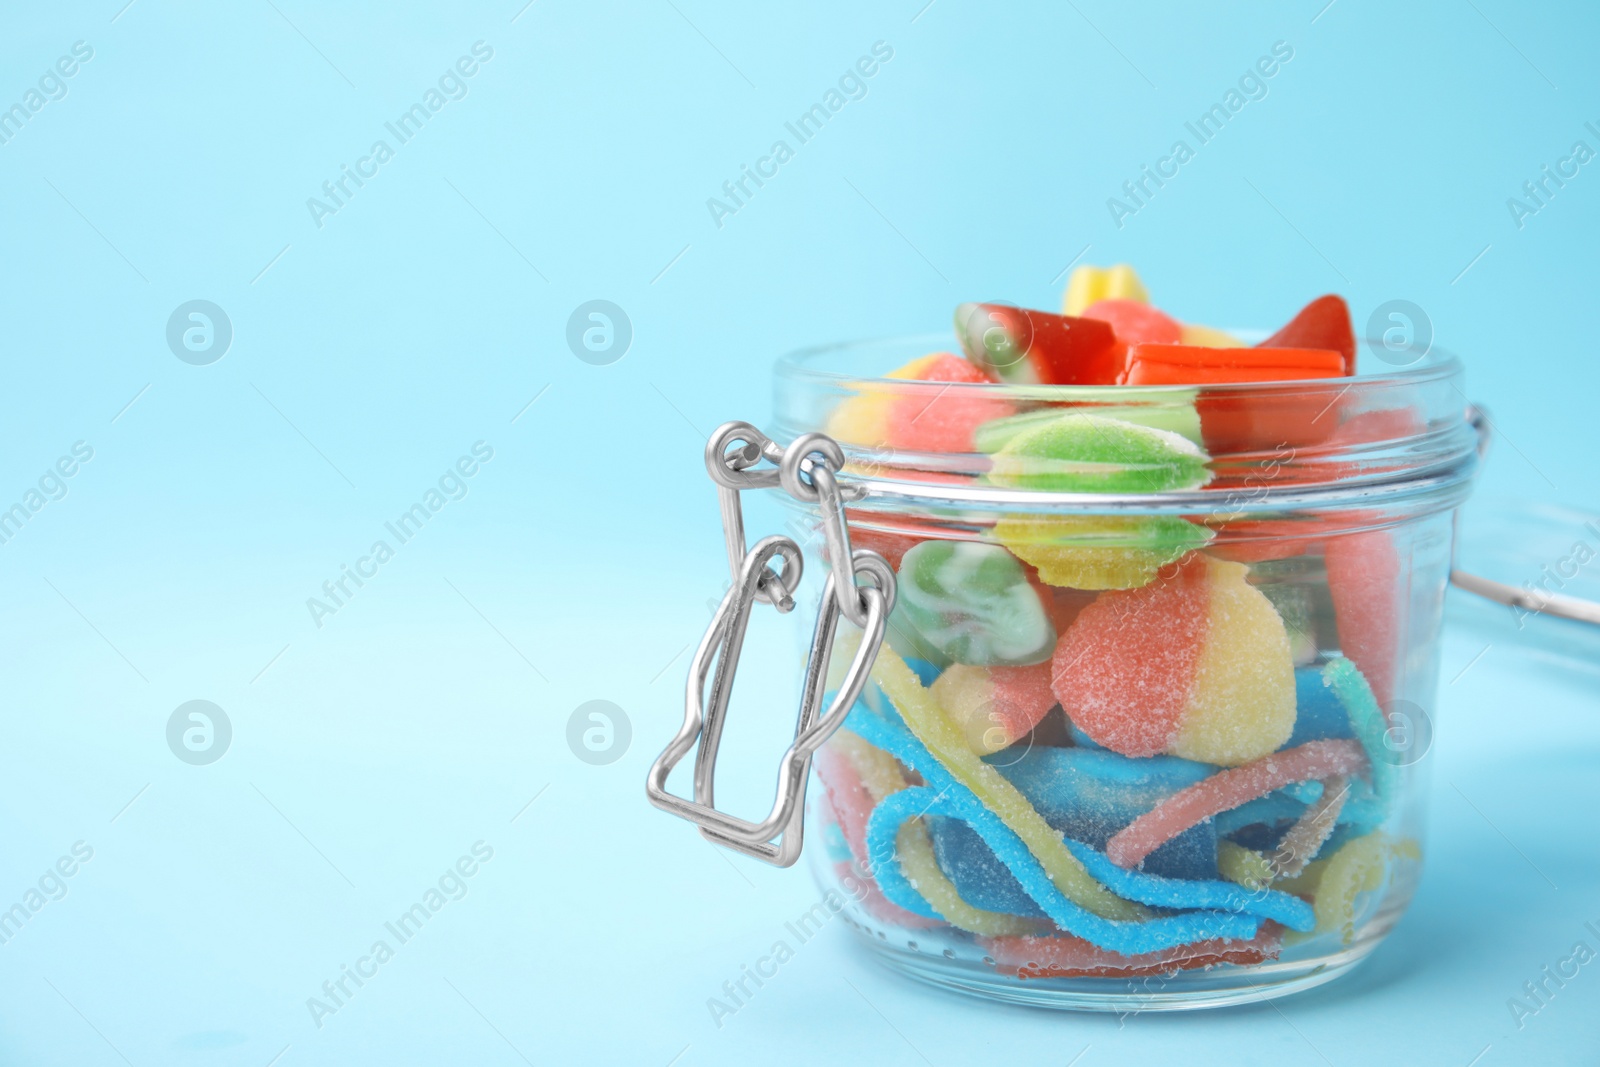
844,698,1317,954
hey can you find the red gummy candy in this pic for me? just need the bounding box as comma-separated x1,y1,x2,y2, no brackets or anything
1318,409,1421,710
1123,345,1345,386
1051,555,1211,759
955,303,1126,386
1123,344,1345,455
1261,294,1357,376
984,925,1282,979
1082,298,1183,346
884,353,1014,453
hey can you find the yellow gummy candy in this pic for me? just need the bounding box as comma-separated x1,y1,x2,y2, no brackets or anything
1179,323,1243,347
823,353,948,446
930,664,1011,756
994,514,1212,591
1304,833,1420,945
832,730,1035,937
1063,263,1148,316
1169,557,1297,766
870,646,1146,922
1217,840,1275,891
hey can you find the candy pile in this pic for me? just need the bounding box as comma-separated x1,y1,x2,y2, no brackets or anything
814,266,1418,979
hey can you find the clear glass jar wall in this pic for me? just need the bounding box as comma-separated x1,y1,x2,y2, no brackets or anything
777,336,1478,1010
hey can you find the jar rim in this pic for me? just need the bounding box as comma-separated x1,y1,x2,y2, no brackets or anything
771,331,1481,522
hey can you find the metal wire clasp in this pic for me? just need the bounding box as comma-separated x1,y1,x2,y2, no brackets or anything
646,422,896,867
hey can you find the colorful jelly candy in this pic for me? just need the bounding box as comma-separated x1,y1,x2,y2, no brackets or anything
1052,554,1298,765
891,540,1056,667
983,926,1281,980
929,661,1056,755
954,303,1126,386
861,646,1145,922
813,739,943,929
1123,344,1345,386
1324,530,1402,710
1287,665,1357,747
1104,738,1369,868
1261,294,1357,376
994,515,1213,591
824,351,1011,450
978,745,1218,879
883,352,1014,453
1082,298,1183,347
823,352,948,446
801,269,1432,990
848,697,1304,950
826,730,1034,936
985,413,1211,494
973,395,1204,452
1321,655,1400,806
926,817,1313,930
1063,263,1149,317
1299,832,1419,945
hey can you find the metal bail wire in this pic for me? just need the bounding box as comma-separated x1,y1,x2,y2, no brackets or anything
646,422,896,868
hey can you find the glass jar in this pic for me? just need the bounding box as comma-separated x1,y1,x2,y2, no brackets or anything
765,333,1482,1010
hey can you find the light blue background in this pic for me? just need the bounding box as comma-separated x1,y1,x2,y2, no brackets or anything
1,0,1597,1063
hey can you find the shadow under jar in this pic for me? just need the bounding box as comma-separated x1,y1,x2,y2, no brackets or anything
773,333,1481,1011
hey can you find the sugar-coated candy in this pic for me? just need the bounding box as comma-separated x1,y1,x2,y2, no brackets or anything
954,303,1125,386
848,694,1291,952
1287,666,1357,747
1321,656,1400,806
1124,343,1344,386
884,352,1014,453
892,540,1056,667
861,647,1146,921
983,926,1281,980
823,352,947,446
996,745,1218,879
924,818,1314,930
1052,554,1297,765
814,737,943,928
828,723,1033,936
1063,263,1149,317
930,662,1056,755
995,514,1213,591
1217,840,1276,891
1083,298,1183,347
1261,294,1357,376
1169,557,1298,765
1105,739,1369,869
1299,832,1419,945
986,414,1211,494
1324,530,1402,709
864,783,1264,953
973,396,1204,453
1180,323,1243,347
1053,557,1207,757
1267,775,1349,879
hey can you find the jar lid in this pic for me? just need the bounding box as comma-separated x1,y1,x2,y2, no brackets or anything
1450,498,1600,673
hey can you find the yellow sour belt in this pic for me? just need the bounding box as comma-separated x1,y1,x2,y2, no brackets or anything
1222,833,1421,946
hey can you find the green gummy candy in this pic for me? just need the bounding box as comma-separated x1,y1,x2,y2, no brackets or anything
974,401,1204,454
891,540,1055,666
986,413,1212,494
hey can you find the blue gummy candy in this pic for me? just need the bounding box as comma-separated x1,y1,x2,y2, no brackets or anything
993,745,1220,880
849,699,1288,953
1286,666,1357,748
